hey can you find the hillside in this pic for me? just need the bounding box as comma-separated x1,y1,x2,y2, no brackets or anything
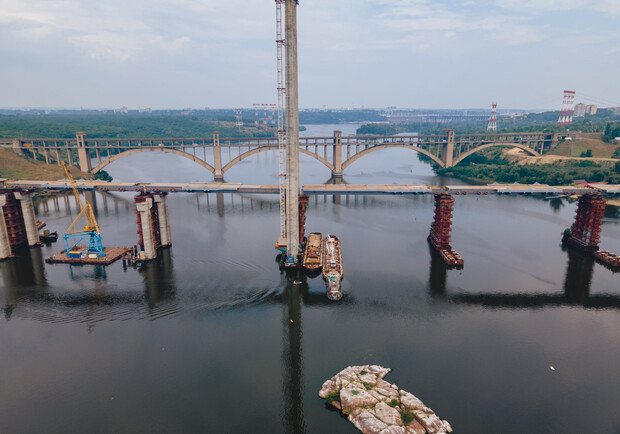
0,148,92,181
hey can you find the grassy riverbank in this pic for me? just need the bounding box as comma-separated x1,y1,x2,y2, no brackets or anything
436,147,620,185
0,149,91,181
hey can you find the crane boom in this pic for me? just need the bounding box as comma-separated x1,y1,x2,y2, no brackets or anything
62,161,100,234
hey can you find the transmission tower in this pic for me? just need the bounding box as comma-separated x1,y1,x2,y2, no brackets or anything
557,90,576,126
275,0,286,243
234,108,243,128
487,103,497,132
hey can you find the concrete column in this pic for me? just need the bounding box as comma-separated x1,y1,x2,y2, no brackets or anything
213,131,224,181
12,139,24,156
285,0,300,264
442,129,455,167
76,131,92,173
0,195,13,260
13,191,40,246
154,194,171,247
332,130,343,178
136,198,157,260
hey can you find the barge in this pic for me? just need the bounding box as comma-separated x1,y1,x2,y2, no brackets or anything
322,235,343,301
302,232,323,273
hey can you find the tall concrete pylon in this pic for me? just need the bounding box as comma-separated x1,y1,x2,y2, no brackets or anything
285,0,300,265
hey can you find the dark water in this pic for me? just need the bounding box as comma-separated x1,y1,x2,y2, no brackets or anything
1,125,620,433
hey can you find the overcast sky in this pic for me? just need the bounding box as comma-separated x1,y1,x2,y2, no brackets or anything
1,0,619,110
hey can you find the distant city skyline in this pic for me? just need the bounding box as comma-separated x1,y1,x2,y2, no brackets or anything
1,0,619,110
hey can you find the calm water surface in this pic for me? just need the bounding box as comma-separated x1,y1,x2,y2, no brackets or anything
1,124,619,433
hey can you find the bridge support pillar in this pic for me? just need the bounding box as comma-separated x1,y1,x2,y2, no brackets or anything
154,193,172,247
11,139,24,156
0,194,14,260
135,194,160,261
562,194,606,252
442,130,454,167
213,131,224,181
76,132,92,173
332,130,343,178
427,194,463,267
13,191,40,247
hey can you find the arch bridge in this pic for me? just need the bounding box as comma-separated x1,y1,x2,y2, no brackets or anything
10,130,557,181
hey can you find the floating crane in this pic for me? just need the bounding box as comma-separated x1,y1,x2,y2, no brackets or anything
62,162,106,256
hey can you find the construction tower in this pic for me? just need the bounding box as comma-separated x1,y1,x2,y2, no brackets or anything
275,0,287,251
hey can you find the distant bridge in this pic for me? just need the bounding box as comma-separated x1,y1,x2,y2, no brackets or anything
4,130,560,181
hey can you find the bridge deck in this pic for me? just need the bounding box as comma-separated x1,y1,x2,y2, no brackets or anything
2,180,619,196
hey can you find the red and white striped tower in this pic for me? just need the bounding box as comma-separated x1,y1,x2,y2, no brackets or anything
557,90,576,126
487,103,497,132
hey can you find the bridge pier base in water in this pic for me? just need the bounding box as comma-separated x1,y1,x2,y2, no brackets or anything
563,194,606,252
135,192,172,261
427,194,463,267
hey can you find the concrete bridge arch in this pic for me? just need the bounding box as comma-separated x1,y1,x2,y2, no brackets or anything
91,148,216,175
221,146,334,174
452,142,539,166
341,144,446,171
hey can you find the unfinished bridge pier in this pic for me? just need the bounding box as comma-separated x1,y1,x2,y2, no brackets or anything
135,192,172,261
563,193,620,270
427,193,463,268
0,190,41,260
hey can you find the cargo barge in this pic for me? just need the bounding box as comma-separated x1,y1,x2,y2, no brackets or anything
302,232,323,273
322,235,343,301
46,246,130,265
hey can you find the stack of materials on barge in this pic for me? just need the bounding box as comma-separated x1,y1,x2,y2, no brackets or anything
318,365,453,434
323,234,343,301
302,232,323,273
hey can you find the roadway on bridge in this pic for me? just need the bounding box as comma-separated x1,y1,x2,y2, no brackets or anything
2,179,619,196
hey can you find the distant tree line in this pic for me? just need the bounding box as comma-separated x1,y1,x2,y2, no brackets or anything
603,122,620,143
357,109,620,136
0,113,274,139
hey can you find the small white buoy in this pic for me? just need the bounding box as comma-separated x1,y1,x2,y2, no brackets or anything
550,366,555,371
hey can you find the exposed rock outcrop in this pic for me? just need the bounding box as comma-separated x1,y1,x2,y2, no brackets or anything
318,365,452,434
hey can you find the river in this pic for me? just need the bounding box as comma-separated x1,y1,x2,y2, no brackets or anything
1,124,619,433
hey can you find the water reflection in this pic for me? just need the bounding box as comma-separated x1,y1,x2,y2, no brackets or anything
0,247,48,319
449,248,620,309
428,247,448,300
141,247,176,309
282,273,307,433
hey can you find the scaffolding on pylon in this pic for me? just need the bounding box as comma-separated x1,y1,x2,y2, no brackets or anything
275,0,287,243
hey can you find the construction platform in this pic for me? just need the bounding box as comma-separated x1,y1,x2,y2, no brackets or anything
594,251,620,271
45,246,130,265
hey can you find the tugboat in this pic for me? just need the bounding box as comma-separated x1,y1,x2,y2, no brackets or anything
322,235,343,301
40,229,58,243
302,232,323,273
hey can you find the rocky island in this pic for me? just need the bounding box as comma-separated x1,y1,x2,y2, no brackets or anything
318,365,453,434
